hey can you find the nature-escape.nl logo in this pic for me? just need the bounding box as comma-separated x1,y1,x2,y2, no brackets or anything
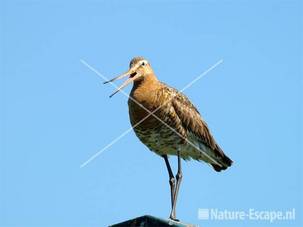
198,208,296,223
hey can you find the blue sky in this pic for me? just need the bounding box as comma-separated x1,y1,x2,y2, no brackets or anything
1,0,302,226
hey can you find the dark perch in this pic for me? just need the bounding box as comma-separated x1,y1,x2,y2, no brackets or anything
109,215,197,227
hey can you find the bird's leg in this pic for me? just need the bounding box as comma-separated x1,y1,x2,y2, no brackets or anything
162,155,176,210
170,149,183,221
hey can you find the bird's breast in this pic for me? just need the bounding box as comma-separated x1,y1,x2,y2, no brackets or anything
128,86,183,155
128,88,160,129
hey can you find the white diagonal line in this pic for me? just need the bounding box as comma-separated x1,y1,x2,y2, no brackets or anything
80,59,223,168
80,127,133,168
180,59,223,92
80,59,223,167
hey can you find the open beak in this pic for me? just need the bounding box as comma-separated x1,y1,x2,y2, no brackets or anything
104,68,140,98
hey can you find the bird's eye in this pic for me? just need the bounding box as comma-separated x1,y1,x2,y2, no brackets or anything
141,61,146,66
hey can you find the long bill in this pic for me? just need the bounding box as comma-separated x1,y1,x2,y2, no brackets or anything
104,70,141,98
103,71,129,84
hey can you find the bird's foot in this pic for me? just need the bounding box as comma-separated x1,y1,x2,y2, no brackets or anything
169,215,180,222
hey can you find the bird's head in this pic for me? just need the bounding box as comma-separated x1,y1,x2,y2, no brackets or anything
104,57,154,98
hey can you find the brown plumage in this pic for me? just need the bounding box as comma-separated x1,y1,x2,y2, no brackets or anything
105,56,233,221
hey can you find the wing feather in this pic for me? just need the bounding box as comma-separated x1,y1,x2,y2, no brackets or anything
162,85,232,164
156,84,232,171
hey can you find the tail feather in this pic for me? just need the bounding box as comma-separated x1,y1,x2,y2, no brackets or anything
211,153,233,172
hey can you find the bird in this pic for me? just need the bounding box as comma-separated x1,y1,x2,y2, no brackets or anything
104,57,233,221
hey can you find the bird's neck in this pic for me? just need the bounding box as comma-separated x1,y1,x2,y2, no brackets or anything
134,73,158,87
131,73,160,101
